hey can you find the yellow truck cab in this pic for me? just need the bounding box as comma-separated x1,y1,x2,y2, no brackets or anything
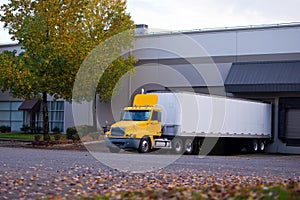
105,94,162,153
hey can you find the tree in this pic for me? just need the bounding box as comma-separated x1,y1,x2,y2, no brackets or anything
0,0,136,141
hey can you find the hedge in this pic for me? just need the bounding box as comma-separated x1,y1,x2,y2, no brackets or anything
66,125,96,141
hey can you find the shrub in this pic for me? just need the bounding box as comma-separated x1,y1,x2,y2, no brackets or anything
88,132,100,140
21,124,30,133
0,126,5,133
66,127,77,140
54,134,61,141
0,125,11,133
52,127,60,134
30,126,43,134
66,125,96,141
34,134,41,142
76,125,95,137
36,127,43,134
72,133,80,141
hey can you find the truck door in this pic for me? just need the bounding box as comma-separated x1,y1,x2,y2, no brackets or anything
147,110,162,136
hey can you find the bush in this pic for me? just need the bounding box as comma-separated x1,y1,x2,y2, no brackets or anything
0,125,11,133
34,134,41,142
20,124,30,133
66,125,96,141
76,125,95,137
36,126,43,134
52,127,60,134
66,127,77,140
72,133,80,141
88,132,100,140
54,134,61,141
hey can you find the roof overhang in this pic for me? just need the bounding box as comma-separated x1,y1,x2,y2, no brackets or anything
18,99,40,112
225,60,300,93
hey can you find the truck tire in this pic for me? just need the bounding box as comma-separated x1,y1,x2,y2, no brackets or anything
172,138,184,154
138,137,151,153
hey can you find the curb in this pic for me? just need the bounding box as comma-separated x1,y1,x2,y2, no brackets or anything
0,138,34,143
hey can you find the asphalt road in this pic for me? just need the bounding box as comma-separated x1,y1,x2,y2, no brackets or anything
0,147,299,199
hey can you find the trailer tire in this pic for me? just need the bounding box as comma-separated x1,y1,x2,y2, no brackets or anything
172,138,184,154
247,139,258,153
184,138,199,155
138,137,151,153
193,139,201,155
258,140,265,152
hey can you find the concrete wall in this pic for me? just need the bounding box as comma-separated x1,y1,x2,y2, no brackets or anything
133,24,300,59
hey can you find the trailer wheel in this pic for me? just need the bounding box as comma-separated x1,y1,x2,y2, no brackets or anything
184,138,198,155
247,139,258,153
258,140,265,152
172,138,184,154
138,137,151,153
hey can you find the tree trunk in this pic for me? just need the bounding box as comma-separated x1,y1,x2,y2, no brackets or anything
42,91,50,141
92,94,97,131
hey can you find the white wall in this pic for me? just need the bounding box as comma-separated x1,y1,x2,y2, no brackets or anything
0,44,23,54
133,25,300,59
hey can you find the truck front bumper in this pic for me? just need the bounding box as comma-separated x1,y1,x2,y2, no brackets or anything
105,138,140,150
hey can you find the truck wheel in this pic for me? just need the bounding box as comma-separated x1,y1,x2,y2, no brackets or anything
172,138,184,154
138,137,151,153
109,147,120,153
258,140,265,152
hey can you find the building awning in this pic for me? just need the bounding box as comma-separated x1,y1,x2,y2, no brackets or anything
225,60,300,93
18,99,40,112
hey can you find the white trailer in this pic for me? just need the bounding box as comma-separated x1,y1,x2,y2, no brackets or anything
153,92,272,154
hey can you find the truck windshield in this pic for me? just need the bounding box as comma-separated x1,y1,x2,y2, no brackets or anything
121,110,151,121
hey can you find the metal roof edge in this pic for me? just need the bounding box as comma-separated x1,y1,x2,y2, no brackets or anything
135,22,300,37
232,60,300,66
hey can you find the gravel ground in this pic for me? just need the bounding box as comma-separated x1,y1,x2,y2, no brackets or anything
0,147,299,199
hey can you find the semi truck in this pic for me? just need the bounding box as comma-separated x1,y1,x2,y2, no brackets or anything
104,92,272,154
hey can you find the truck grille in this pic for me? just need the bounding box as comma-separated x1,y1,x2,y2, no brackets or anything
110,127,125,136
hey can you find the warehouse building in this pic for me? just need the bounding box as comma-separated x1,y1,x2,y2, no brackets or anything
1,23,300,154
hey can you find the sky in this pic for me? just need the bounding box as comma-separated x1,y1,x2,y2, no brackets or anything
1,0,300,44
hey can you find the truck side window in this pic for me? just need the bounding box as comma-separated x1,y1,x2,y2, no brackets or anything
152,111,161,122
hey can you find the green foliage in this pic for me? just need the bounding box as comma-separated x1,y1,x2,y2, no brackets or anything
0,125,11,133
0,0,137,137
34,134,41,142
30,126,43,134
0,0,136,102
54,134,61,141
20,124,30,133
52,127,60,134
66,127,78,140
87,132,100,140
66,125,96,141
76,125,95,137
72,133,80,141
